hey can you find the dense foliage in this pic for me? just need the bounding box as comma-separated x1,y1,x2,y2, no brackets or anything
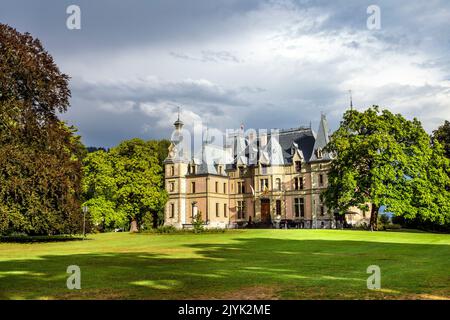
432,120,450,159
0,24,85,235
82,139,169,231
323,106,450,230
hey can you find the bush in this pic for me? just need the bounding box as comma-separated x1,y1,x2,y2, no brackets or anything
155,225,177,234
192,212,205,234
377,214,391,230
386,223,402,230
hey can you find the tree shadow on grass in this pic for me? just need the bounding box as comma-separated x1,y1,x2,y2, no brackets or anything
0,237,449,300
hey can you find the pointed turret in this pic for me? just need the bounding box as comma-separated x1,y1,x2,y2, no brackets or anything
309,113,332,162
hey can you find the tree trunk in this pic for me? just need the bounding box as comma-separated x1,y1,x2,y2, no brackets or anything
129,218,139,233
369,204,379,231
152,211,158,229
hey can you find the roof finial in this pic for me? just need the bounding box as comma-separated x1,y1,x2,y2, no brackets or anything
348,89,353,110
173,105,183,129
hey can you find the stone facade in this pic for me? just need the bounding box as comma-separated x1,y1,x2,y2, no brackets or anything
163,114,369,229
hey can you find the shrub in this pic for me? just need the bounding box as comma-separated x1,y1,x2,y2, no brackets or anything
386,223,402,230
155,225,177,234
192,212,205,234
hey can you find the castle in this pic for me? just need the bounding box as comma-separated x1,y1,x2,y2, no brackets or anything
163,114,369,229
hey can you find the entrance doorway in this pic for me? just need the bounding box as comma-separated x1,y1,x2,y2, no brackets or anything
260,199,271,224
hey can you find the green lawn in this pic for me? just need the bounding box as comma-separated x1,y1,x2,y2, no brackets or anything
0,229,449,300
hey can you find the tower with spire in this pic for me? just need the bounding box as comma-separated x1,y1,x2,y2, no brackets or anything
163,108,190,228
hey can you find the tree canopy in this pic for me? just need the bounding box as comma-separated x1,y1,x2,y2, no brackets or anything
323,106,450,230
82,139,169,232
0,23,85,235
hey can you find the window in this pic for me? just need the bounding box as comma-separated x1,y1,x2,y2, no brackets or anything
191,203,196,218
224,204,227,217
294,198,305,217
294,177,304,190
319,174,324,186
170,203,175,218
295,161,302,172
218,166,222,175
169,182,175,192
260,179,269,191
191,182,196,193
215,181,219,193
237,201,245,219
223,183,227,194
316,148,323,159
320,204,325,216
276,200,281,216
275,178,281,191
170,166,175,176
239,167,245,176
191,164,196,175
216,203,219,217
237,181,245,194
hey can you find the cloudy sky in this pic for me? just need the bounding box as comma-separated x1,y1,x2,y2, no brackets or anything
1,0,449,147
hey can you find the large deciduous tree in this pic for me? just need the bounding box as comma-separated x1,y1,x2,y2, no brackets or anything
0,24,85,235
82,139,168,232
323,106,450,230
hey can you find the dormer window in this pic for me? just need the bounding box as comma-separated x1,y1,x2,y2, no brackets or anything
316,148,323,159
295,161,302,172
190,164,196,175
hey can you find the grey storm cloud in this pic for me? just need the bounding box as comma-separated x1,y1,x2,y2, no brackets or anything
71,77,250,107
1,0,450,147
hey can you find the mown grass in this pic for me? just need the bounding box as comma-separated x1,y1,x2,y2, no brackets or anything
0,229,449,300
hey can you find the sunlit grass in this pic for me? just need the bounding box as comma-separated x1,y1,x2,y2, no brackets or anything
0,229,449,300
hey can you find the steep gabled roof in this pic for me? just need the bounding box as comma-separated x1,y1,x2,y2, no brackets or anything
309,113,333,162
